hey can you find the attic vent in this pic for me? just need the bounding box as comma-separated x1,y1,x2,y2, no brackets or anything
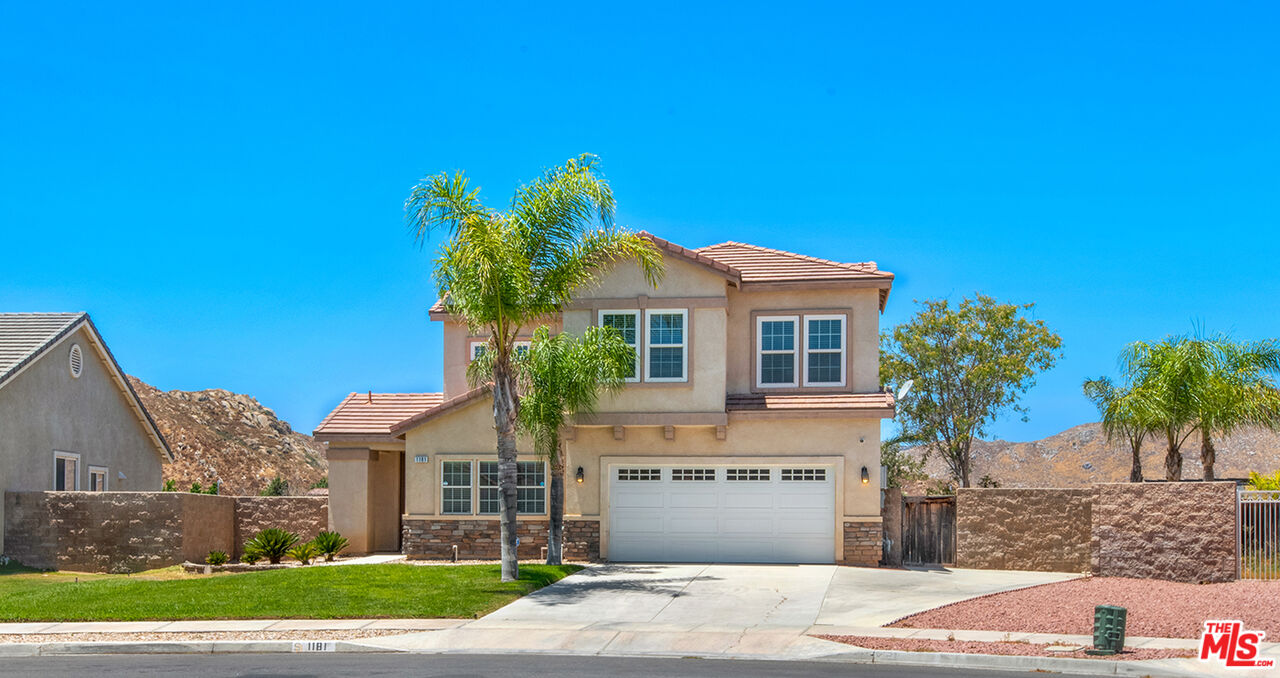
69,344,83,379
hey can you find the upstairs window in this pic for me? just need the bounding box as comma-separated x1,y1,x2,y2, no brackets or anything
804,315,846,386
645,309,687,382
599,310,640,381
757,316,798,387
470,340,530,362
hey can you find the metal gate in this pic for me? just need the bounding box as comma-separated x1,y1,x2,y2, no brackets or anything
1239,488,1280,580
902,495,956,566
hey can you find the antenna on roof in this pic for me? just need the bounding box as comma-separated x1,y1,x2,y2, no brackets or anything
367,390,372,404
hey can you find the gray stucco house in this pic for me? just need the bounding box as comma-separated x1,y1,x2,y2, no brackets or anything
0,313,172,549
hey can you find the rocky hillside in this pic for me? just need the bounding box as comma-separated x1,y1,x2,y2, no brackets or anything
129,377,326,496
906,423,1280,489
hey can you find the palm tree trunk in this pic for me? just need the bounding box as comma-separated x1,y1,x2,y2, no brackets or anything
1164,434,1182,481
1201,429,1216,481
492,362,520,582
547,449,564,566
1128,437,1143,483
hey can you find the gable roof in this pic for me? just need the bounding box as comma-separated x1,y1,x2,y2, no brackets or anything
697,241,894,309
0,313,173,463
388,386,490,436
314,392,446,439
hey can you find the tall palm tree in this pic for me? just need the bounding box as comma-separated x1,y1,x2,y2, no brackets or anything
1120,337,1210,480
407,155,662,581
1193,338,1280,480
1082,377,1155,482
507,326,633,565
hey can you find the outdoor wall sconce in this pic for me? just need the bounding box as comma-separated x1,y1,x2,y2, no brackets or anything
861,466,870,485
576,466,585,484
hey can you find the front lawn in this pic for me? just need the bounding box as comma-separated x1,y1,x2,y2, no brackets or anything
0,563,580,622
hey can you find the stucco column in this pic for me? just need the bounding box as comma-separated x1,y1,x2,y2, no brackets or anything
326,448,375,554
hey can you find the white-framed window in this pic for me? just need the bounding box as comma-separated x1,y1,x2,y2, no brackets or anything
473,460,547,515
478,461,501,514
645,309,687,382
598,310,640,382
53,451,80,491
803,314,846,386
469,340,530,362
757,315,798,387
441,460,472,514
88,465,109,492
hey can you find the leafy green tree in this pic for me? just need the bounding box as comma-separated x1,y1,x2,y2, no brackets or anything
498,326,633,565
880,433,927,489
260,476,288,496
1082,376,1156,482
407,154,662,581
881,295,1062,488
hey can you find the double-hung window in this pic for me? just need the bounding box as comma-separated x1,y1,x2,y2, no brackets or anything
803,315,846,386
757,316,798,387
470,340,530,362
441,461,472,514
645,309,687,382
476,460,546,515
599,310,640,381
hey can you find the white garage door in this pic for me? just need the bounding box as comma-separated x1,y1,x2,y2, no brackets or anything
608,464,836,563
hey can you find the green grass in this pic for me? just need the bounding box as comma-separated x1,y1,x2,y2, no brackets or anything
0,563,580,622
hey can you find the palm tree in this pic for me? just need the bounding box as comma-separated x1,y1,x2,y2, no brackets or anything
1120,337,1210,480
1192,338,1280,480
507,326,633,565
1082,377,1155,482
407,155,662,581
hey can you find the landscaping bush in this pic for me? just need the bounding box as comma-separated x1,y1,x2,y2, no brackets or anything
243,528,299,564
260,476,288,496
312,531,349,562
287,542,319,565
206,550,229,566
1248,470,1280,491
240,549,262,565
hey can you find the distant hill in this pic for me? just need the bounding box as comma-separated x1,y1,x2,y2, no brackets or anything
129,377,326,496
904,422,1280,489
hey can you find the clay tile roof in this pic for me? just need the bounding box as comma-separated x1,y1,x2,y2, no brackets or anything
314,392,444,436
725,392,895,416
637,231,741,281
696,241,894,284
389,386,490,435
0,312,86,384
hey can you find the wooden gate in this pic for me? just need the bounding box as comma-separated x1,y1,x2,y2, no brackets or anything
902,495,956,565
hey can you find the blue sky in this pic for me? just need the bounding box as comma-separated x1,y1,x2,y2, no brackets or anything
2,2,1277,442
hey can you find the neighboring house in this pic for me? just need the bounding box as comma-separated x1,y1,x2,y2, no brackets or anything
0,313,172,550
314,234,895,565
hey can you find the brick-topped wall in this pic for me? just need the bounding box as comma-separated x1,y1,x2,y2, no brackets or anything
842,520,882,566
1091,482,1236,583
956,488,1091,573
401,518,600,561
3,491,328,572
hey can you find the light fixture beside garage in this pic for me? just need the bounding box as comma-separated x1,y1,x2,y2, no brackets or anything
576,466,585,484
860,466,870,485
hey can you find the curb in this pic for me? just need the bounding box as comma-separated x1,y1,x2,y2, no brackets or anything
809,647,1204,677
0,639,398,657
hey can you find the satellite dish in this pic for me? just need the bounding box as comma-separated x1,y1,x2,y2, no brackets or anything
896,379,914,401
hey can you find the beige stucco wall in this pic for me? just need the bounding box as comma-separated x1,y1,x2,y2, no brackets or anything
0,326,165,550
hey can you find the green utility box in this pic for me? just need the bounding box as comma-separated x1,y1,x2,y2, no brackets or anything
1086,605,1127,655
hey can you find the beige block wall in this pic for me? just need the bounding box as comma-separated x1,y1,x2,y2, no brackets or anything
725,286,881,394
955,488,1092,573
0,326,166,550
1091,481,1237,583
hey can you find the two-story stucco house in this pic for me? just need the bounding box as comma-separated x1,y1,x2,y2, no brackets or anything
0,313,172,550
314,234,895,565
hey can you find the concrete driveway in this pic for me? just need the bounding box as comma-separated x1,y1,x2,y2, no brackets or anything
471,563,1080,632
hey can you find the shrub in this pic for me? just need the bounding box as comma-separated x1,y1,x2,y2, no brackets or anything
260,476,288,496
288,541,320,565
240,548,262,565
206,550,229,566
1248,470,1280,491
162,479,177,492
313,531,349,562
310,476,328,489
189,482,204,493
243,528,299,564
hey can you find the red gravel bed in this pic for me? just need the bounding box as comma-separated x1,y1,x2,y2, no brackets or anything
892,577,1280,639
816,635,1193,661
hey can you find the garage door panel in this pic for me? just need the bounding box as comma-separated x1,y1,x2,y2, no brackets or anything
609,463,836,564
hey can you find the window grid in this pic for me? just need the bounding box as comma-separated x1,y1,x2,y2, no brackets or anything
671,468,716,481
617,468,661,481
645,310,687,381
726,468,771,481
781,468,827,482
804,315,845,386
470,340,531,362
441,461,472,514
517,461,546,514
757,316,798,387
600,311,640,381
478,461,500,514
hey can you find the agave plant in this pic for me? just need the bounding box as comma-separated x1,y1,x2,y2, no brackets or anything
243,528,299,565
312,531,349,562
287,541,319,566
